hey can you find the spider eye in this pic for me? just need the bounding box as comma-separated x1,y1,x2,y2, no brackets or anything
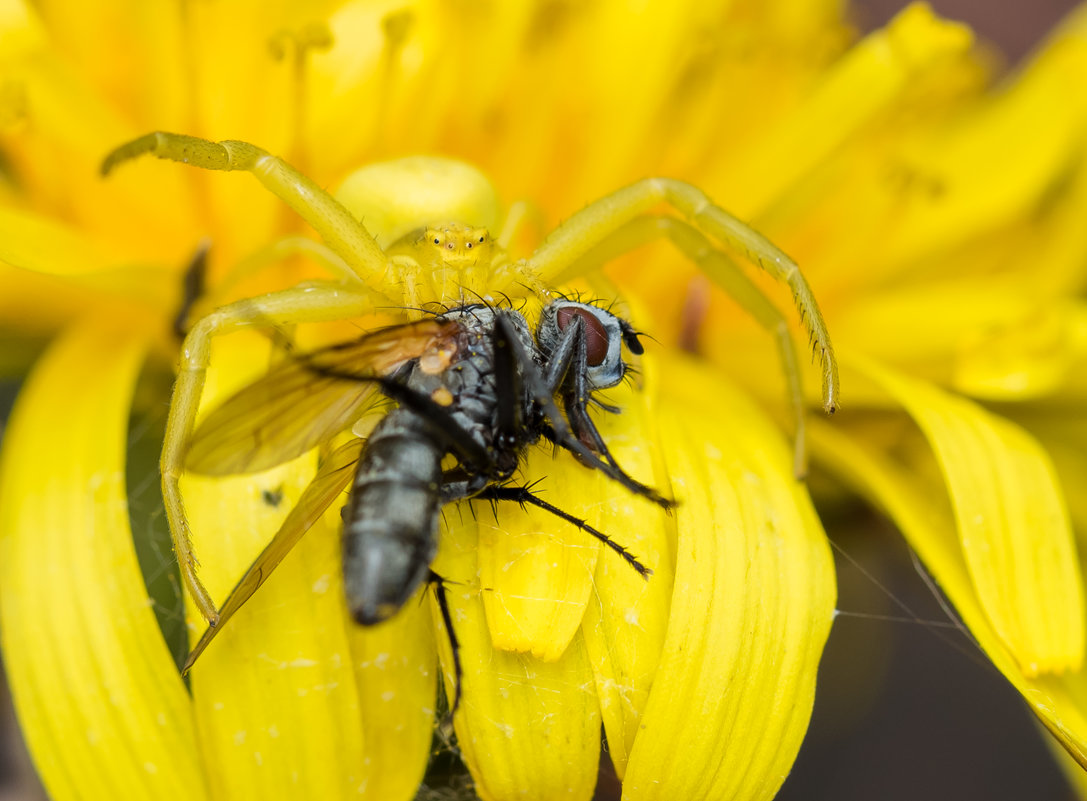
478,237,485,243
466,242,472,249
556,307,610,366
433,238,440,245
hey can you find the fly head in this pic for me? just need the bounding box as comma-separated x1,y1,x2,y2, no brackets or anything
537,300,636,390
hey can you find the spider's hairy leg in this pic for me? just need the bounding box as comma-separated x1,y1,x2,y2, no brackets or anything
101,132,396,301
163,283,375,624
183,438,365,671
185,237,390,329
207,237,377,307
526,178,839,413
559,215,809,478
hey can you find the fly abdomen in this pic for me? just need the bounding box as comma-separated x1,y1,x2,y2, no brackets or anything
342,410,443,625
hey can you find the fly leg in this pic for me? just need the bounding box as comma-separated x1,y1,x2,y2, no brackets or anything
536,311,627,472
474,484,650,578
428,571,463,715
493,313,672,507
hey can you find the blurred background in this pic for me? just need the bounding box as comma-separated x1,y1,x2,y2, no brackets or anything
0,1,1082,799
775,3,1080,800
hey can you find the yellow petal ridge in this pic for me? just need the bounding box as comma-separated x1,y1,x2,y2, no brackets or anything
848,354,1084,675
622,355,835,800
0,315,207,800
580,354,674,778
726,2,974,218
436,510,601,801
809,417,1087,770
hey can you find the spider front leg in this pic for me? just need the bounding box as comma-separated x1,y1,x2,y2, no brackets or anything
163,283,377,623
527,178,839,415
552,214,809,477
102,132,396,302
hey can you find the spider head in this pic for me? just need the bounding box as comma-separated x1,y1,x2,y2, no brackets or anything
423,223,493,267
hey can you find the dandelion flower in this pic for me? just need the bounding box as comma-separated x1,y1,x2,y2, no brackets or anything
0,1,1085,800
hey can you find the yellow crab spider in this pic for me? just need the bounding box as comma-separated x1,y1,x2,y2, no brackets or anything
102,131,839,626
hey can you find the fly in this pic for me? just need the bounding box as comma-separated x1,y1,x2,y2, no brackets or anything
181,298,669,695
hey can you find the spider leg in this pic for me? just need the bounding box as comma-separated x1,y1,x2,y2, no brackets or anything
554,214,809,477
475,484,650,578
182,438,365,672
175,236,383,341
526,178,838,414
163,284,377,623
200,236,382,315
101,132,396,301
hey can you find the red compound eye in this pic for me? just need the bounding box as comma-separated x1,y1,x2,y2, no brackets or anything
556,307,609,366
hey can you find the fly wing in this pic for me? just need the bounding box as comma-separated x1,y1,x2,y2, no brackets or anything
182,437,366,673
186,318,462,475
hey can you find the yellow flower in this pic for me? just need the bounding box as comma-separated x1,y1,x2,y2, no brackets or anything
0,2,1083,801
1,3,838,799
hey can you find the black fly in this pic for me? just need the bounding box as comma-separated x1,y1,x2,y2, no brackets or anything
181,299,670,705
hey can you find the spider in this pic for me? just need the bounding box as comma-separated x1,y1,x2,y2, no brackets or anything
101,131,838,628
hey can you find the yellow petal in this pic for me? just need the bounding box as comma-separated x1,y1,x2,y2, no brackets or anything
580,360,675,778
1021,407,1087,535
809,416,1087,768
725,2,975,218
848,354,1084,675
347,596,437,800
32,0,189,127
623,355,835,800
883,3,1087,268
476,350,672,665
828,284,1086,402
185,470,369,799
435,510,601,801
0,206,115,275
952,300,1087,401
476,447,602,661
0,0,201,261
0,315,207,800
